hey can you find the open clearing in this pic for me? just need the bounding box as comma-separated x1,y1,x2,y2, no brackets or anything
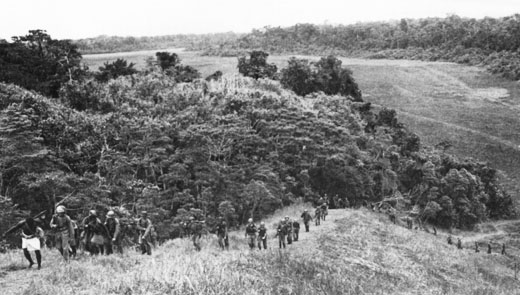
83,51,520,196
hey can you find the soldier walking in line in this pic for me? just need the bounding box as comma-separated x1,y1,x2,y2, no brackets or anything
50,206,75,262
245,218,257,250
487,241,492,254
457,238,462,249
191,217,205,251
137,211,153,255
475,242,480,253
105,210,122,255
301,209,313,232
292,219,300,241
284,216,293,245
321,203,328,221
215,220,228,250
447,235,453,245
82,210,110,255
501,243,506,255
2,218,44,269
257,222,267,250
315,207,321,226
276,218,287,249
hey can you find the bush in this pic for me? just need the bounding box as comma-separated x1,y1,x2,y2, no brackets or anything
237,51,277,80
95,58,138,83
280,55,362,101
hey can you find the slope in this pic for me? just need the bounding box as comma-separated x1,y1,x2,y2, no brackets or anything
1,206,519,295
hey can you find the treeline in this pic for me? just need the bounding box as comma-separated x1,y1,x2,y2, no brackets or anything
74,32,241,54
0,31,516,246
205,14,520,80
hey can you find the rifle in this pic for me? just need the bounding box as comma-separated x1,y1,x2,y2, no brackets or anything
2,210,47,237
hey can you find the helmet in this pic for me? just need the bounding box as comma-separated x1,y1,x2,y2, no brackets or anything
56,206,66,213
260,222,265,225
107,210,115,217
89,210,97,216
304,209,308,212
189,216,195,220
248,218,253,223
141,211,148,215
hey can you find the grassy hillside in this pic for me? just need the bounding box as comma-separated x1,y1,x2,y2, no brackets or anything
1,206,519,295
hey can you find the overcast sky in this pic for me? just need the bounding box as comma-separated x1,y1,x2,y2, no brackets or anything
1,0,519,40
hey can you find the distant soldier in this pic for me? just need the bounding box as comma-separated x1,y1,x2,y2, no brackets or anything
501,243,506,255
105,210,122,255
50,206,75,262
457,238,462,249
321,203,328,221
447,235,453,245
276,218,287,249
475,242,480,253
292,219,300,242
190,217,205,251
338,198,344,209
301,209,313,232
215,220,228,250
388,210,396,224
406,217,413,230
245,218,257,250
284,216,293,245
257,222,267,250
315,207,321,226
433,226,437,236
487,241,492,254
137,211,153,255
2,218,44,269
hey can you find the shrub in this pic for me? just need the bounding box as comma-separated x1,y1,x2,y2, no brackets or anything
95,58,138,82
237,51,277,80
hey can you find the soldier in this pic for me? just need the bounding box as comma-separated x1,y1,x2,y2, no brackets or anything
475,242,480,253
257,222,267,250
245,218,257,250
276,218,287,249
501,243,506,255
388,210,396,224
457,238,462,249
315,207,321,226
321,203,328,221
301,209,313,232
82,210,109,255
69,219,79,258
447,235,453,245
190,217,204,251
2,218,44,269
215,220,228,250
406,217,413,229
433,226,437,236
284,216,293,245
292,219,300,242
487,241,492,254
137,211,153,255
50,206,75,262
105,210,122,255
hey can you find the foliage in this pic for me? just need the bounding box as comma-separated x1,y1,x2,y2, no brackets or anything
95,58,137,82
237,51,277,80
0,30,86,97
280,56,362,101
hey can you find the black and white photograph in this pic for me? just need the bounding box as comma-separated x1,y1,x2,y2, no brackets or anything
1,0,520,294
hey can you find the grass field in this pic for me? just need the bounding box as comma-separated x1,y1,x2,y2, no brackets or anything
2,206,519,294
82,50,520,197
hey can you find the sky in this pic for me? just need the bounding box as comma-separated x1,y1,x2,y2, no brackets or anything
1,0,519,40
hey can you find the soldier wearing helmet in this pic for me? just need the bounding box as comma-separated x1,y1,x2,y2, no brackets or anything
215,219,228,250
284,216,293,245
276,218,287,249
105,210,122,255
50,205,74,261
190,217,205,251
301,209,313,232
257,221,267,250
137,211,153,255
82,209,110,255
244,218,257,250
